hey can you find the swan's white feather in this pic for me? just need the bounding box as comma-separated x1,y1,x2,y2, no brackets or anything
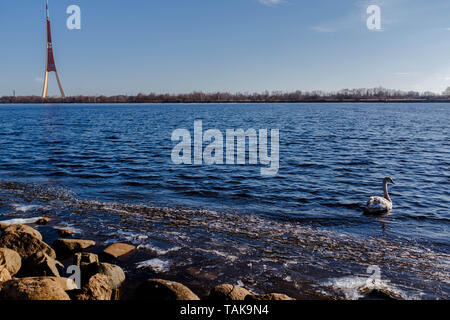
365,196,392,214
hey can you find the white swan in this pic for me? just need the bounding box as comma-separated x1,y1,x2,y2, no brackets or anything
364,177,395,215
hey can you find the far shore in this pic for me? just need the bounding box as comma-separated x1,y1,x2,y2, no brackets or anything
2,88,450,104
2,98,450,104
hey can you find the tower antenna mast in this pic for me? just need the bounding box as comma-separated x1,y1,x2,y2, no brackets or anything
42,0,65,98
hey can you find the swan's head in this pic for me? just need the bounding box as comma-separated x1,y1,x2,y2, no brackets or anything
383,177,395,185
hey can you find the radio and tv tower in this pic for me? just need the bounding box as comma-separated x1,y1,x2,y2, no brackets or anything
42,0,65,98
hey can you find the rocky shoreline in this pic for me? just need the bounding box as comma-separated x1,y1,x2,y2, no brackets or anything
0,219,297,301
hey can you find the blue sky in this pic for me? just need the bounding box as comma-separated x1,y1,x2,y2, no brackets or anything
1,0,450,96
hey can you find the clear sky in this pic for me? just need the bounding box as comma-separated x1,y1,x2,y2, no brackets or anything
1,0,450,96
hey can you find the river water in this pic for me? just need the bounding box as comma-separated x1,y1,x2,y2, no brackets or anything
0,103,448,299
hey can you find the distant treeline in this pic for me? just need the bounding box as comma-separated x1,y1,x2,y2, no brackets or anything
2,87,450,104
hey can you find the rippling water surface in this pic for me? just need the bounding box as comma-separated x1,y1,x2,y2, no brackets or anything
0,103,448,299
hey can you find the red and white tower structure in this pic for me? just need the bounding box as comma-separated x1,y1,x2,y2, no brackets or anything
42,0,65,98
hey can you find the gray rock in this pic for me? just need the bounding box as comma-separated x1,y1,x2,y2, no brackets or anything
79,262,125,290
96,263,125,289
0,248,22,276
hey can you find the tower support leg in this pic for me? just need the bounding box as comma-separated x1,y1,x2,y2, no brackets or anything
42,71,66,98
54,71,66,98
42,71,49,98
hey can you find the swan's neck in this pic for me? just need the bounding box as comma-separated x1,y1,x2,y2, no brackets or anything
383,182,391,202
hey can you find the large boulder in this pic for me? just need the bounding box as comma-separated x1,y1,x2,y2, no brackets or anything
70,274,112,301
0,248,22,276
102,243,135,259
3,224,42,241
135,279,200,301
81,262,125,289
0,277,74,300
22,251,63,277
53,239,96,257
245,293,294,301
208,284,251,301
0,232,56,260
77,261,125,290
97,263,125,289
